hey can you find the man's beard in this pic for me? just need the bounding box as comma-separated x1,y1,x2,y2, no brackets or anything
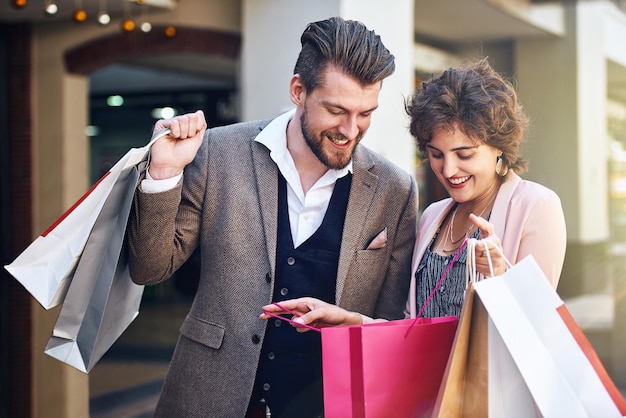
300,113,362,170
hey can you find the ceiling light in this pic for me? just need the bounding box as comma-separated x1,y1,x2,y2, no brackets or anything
151,107,177,119
107,95,124,107
85,126,101,137
121,18,136,32
97,0,110,25
11,0,27,9
121,0,136,32
164,25,176,38
44,2,58,15
138,0,151,33
72,8,87,23
72,0,87,23
98,13,111,25
160,107,176,119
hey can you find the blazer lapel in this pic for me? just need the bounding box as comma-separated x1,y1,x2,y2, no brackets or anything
415,199,455,265
491,172,521,238
336,147,378,302
250,126,279,279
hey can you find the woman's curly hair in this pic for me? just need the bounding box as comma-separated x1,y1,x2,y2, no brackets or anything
406,58,529,174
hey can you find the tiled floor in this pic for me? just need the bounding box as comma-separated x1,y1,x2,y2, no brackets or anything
89,298,189,417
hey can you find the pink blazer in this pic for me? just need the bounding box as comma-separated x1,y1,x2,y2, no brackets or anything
406,172,567,318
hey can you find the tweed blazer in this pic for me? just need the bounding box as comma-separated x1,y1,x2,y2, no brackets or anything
411,172,566,310
127,118,418,417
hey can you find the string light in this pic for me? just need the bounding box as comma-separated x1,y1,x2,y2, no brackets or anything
97,0,111,25
164,25,176,38
44,1,58,15
12,0,178,34
11,0,27,9
72,9,87,23
72,0,87,23
121,18,135,31
98,13,111,25
139,0,151,33
121,0,136,32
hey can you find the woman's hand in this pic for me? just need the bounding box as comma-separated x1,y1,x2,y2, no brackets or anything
260,297,363,333
469,214,507,277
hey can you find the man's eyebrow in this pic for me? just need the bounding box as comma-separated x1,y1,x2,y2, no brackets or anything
320,100,378,113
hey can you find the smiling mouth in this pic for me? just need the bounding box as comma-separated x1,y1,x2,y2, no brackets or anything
327,133,350,146
448,175,471,185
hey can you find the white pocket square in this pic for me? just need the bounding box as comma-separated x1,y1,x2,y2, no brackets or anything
366,228,387,250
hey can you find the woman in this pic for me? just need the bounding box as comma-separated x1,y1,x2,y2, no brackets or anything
261,58,566,327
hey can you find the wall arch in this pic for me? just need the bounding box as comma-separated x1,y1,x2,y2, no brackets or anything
64,26,241,75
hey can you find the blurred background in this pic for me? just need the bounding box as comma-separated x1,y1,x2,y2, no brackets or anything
2,0,626,416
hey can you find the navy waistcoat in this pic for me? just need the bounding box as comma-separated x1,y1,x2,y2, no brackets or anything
250,173,352,418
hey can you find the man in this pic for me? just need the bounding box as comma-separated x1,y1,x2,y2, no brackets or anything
127,16,417,417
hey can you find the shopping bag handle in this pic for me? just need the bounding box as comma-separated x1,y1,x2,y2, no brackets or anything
263,302,322,333
122,128,172,170
150,128,171,144
466,237,513,283
143,128,171,169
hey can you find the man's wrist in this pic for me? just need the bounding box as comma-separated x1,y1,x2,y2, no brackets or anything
147,165,184,180
142,168,183,194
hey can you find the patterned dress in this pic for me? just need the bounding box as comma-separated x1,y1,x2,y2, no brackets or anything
414,224,483,318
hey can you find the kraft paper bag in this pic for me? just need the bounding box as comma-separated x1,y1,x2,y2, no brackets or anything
4,128,169,309
322,316,458,418
44,163,144,373
431,282,488,418
432,239,539,417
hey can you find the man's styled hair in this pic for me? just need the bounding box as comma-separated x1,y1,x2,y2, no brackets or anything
294,16,395,91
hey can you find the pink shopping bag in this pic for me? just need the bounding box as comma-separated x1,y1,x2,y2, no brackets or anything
321,316,458,418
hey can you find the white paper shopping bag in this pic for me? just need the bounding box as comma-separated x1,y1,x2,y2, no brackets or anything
474,255,626,418
4,129,169,309
44,164,143,372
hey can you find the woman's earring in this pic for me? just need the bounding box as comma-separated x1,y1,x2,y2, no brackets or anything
495,156,509,177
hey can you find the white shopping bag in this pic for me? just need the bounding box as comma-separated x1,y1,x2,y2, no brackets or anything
473,247,626,417
4,129,169,309
44,163,144,373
